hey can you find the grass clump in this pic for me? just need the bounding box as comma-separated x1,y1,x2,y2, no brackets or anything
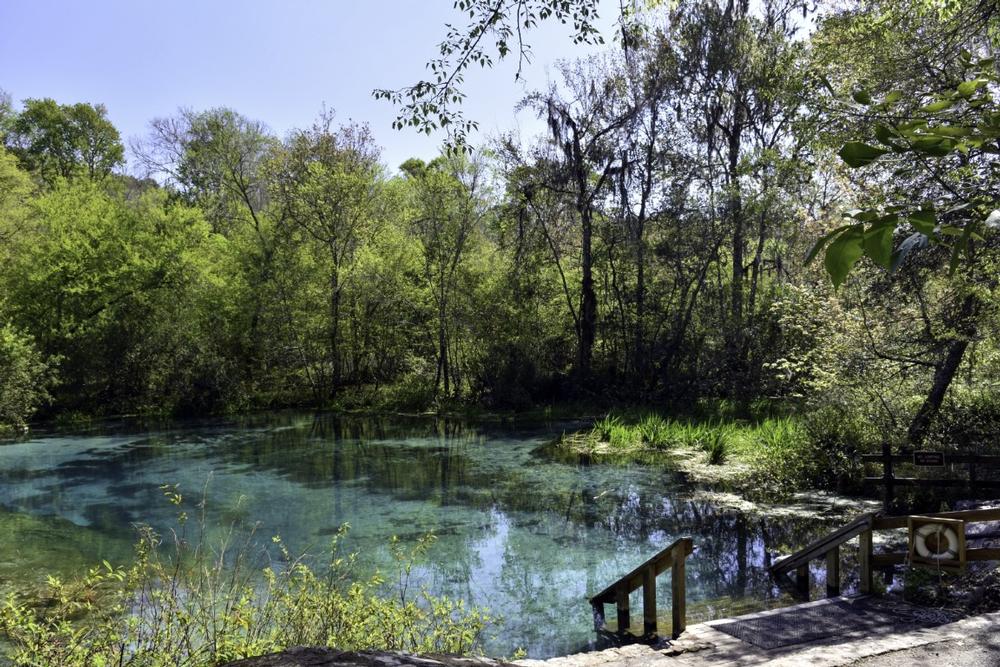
0,487,492,666
557,408,863,498
705,430,729,465
636,414,671,449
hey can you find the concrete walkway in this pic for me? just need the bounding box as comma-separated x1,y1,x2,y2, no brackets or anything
516,599,1000,667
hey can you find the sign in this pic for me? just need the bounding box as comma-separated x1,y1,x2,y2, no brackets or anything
913,451,945,466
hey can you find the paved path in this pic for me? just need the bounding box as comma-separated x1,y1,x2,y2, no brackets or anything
516,599,1000,667
223,600,1000,667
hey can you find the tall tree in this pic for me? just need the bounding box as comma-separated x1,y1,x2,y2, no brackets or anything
5,98,124,184
269,114,384,399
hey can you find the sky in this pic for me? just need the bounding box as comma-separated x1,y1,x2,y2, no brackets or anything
0,0,618,173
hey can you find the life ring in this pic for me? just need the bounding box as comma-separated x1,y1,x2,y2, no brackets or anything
914,523,960,560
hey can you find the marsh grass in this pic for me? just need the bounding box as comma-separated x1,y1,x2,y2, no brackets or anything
0,485,493,666
558,411,845,495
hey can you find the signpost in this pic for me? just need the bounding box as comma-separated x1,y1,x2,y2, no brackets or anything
913,451,945,467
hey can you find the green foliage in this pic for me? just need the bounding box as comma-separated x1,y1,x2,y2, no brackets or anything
636,414,671,449
373,0,604,147
571,409,865,497
811,51,1000,284
4,97,124,184
0,497,492,666
0,325,55,432
705,430,728,465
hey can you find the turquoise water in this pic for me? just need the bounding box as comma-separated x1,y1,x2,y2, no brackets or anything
0,413,850,658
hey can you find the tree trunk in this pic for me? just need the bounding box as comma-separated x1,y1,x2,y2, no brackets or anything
329,261,341,400
726,94,746,395
579,205,596,379
907,293,978,446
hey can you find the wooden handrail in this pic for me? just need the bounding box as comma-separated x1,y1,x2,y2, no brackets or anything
589,537,693,639
873,506,1000,530
771,506,1000,603
771,512,877,577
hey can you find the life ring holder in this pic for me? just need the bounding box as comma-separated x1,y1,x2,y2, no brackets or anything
908,516,966,571
913,523,960,560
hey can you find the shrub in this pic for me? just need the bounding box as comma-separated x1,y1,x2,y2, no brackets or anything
0,489,493,665
0,324,57,432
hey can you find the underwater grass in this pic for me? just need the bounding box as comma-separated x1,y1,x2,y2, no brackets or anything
0,486,493,666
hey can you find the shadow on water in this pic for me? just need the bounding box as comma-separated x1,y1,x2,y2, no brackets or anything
0,412,864,657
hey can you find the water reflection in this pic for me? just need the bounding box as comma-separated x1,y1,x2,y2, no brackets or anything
0,413,855,657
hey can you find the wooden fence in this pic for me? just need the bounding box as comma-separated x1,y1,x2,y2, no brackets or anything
862,444,1000,507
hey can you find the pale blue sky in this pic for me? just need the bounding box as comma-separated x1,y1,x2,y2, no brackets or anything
0,0,617,172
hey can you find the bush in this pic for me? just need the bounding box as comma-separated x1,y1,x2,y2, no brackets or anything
0,324,56,432
0,489,493,665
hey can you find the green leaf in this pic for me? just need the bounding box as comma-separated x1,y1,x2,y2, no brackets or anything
805,224,852,266
908,209,937,235
911,137,955,156
824,225,865,288
863,222,895,269
852,89,872,105
958,79,987,98
920,99,954,113
838,142,889,168
929,125,973,138
883,90,903,104
874,124,903,148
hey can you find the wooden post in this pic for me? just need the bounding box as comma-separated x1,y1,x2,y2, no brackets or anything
591,602,605,631
671,550,686,639
796,564,809,600
615,585,630,633
882,442,894,512
826,546,840,598
642,565,656,635
859,529,873,595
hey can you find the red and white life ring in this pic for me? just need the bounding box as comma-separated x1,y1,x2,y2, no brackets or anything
913,522,960,560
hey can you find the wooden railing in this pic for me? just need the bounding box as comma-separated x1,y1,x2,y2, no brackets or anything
771,512,877,598
863,443,1000,507
771,507,1000,600
589,537,693,639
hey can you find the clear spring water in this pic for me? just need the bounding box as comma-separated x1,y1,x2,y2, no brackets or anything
0,412,859,658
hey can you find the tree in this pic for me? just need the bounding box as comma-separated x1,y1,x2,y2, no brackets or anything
807,0,1000,445
516,58,636,379
5,98,124,183
373,0,605,146
134,108,286,394
0,324,55,431
1,180,218,413
268,114,384,400
401,153,489,398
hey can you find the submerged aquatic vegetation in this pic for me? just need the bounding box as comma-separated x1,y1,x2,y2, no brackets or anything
0,487,493,666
